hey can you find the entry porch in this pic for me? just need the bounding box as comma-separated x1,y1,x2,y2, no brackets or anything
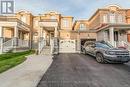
97,24,130,50
38,19,59,54
0,17,31,53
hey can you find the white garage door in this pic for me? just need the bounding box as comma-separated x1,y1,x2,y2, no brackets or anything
59,40,76,53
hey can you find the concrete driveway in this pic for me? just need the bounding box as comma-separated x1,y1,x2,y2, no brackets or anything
0,55,53,87
37,53,130,87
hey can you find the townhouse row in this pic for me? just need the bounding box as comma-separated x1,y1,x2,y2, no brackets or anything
0,5,130,54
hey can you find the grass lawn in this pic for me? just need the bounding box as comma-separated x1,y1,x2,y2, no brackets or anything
0,50,35,73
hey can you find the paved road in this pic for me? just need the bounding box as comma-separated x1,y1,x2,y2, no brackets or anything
37,53,130,87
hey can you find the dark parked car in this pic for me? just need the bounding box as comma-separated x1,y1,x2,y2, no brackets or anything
82,41,130,63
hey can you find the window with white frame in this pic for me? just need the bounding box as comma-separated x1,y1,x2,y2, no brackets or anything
103,14,108,23
109,13,116,23
79,23,86,30
34,20,39,27
51,16,56,19
118,14,124,23
63,19,69,27
21,15,26,23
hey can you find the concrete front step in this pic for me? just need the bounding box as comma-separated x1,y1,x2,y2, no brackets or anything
41,46,51,55
43,46,51,49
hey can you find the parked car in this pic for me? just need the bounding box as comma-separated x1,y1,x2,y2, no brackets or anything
82,41,130,63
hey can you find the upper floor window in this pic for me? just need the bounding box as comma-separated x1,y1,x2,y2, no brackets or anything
118,14,124,23
109,13,116,23
63,19,69,28
79,23,86,30
34,20,39,27
21,15,26,23
103,14,108,23
51,16,56,19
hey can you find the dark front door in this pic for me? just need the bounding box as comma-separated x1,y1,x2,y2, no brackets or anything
114,31,118,41
127,34,130,42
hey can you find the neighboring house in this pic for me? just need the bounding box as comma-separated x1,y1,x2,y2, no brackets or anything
0,11,32,54
0,5,130,54
89,5,130,48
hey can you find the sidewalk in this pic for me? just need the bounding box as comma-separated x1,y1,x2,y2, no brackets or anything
0,54,53,87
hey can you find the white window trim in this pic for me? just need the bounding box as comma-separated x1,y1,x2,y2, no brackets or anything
79,23,86,30
51,16,56,19
118,14,124,23
63,19,69,28
34,20,39,27
109,13,116,23
103,14,108,23
21,16,26,23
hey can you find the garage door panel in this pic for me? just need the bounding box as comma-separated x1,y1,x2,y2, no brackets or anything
59,40,76,53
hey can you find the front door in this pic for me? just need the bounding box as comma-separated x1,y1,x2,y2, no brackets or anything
127,34,130,42
46,35,50,46
50,32,54,45
114,31,118,41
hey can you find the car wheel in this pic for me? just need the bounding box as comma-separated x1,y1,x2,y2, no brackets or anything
96,53,105,63
118,62,126,64
119,62,125,64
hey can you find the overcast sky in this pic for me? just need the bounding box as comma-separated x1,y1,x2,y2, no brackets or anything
15,0,130,20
